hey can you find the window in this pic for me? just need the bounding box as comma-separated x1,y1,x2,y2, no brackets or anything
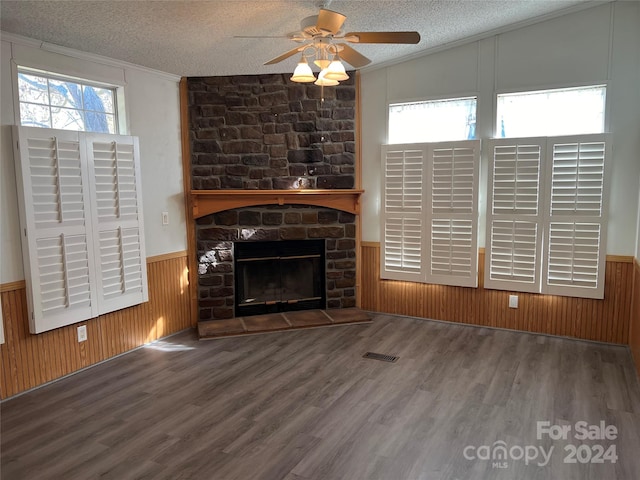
13,126,148,333
381,140,480,287
497,85,605,138
17,69,118,134
484,134,610,299
389,97,477,144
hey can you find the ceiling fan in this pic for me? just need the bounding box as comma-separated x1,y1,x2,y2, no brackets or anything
245,8,420,85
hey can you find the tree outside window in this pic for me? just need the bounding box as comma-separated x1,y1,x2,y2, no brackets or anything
18,70,117,134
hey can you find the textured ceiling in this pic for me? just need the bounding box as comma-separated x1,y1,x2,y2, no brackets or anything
1,0,594,77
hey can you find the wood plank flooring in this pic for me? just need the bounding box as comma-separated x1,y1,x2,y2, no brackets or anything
2,314,640,480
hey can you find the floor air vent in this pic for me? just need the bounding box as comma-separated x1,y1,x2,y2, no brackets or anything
363,352,399,363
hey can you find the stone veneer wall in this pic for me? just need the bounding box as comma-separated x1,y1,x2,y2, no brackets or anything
197,206,356,320
188,73,358,321
187,74,355,190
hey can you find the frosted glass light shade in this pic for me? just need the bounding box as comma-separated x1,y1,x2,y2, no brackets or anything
291,60,316,83
324,59,349,81
314,69,339,86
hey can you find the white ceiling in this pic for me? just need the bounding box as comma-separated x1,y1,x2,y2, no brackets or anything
1,0,596,77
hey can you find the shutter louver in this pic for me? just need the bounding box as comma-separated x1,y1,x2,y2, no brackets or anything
427,143,479,287
86,134,148,314
485,139,544,293
550,141,605,216
430,219,473,276
14,127,98,333
543,136,609,299
492,144,541,215
547,222,600,288
488,220,538,283
381,146,425,281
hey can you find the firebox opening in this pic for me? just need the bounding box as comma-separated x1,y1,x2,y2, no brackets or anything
234,240,326,317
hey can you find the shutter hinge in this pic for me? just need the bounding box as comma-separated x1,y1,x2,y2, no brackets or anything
24,228,27,237
31,311,34,321
16,141,19,151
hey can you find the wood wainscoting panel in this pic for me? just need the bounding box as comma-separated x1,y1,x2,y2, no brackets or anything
361,243,633,345
631,259,640,377
0,254,192,399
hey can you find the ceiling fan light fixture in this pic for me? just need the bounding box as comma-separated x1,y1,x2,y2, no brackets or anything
290,56,316,83
323,56,349,81
313,58,331,70
314,69,339,86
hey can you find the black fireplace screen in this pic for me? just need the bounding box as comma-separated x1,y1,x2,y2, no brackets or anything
234,240,326,316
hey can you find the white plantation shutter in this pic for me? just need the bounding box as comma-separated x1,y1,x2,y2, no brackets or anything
485,139,545,293
542,135,609,298
14,127,148,333
381,141,480,285
427,141,480,287
13,126,98,333
86,134,148,314
381,146,425,281
485,134,609,298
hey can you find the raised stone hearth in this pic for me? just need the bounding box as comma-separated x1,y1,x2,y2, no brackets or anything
198,308,372,339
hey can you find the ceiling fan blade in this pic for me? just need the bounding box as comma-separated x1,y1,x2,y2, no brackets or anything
317,9,346,35
234,35,291,39
264,46,303,65
337,44,371,68
345,31,421,44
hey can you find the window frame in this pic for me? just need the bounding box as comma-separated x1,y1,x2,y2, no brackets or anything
387,94,478,144
13,65,127,135
494,84,607,139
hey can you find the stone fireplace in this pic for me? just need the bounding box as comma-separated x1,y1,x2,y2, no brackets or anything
188,73,360,323
196,205,356,320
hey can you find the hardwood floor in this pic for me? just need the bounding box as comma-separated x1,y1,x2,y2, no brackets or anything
2,314,640,480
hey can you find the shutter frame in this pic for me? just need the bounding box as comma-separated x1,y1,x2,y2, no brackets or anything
13,126,99,333
425,140,480,287
484,137,546,294
381,144,427,282
381,140,480,286
541,134,610,299
13,126,148,334
485,134,610,299
85,133,149,314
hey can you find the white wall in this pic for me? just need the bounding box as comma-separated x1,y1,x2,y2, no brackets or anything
361,2,640,255
0,35,186,284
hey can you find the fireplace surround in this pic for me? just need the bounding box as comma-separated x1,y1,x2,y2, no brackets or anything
196,204,356,321
187,73,360,322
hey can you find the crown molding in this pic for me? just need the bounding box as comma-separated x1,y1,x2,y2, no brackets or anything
0,31,181,82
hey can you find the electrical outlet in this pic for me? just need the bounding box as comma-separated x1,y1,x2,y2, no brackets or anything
162,212,169,225
77,325,87,342
509,295,519,309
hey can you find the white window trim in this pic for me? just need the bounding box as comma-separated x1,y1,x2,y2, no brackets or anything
493,83,608,138
387,95,478,145
11,61,128,135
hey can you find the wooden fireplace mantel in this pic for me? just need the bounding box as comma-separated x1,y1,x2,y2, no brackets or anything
191,189,365,219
